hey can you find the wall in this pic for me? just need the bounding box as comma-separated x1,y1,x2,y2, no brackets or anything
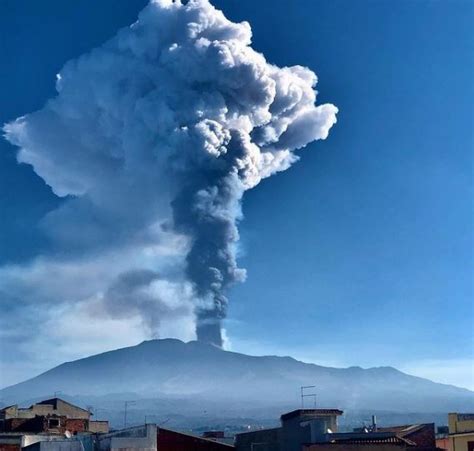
23,406,54,419
448,413,474,451
436,436,449,450
88,421,109,434
23,441,84,451
96,424,157,451
449,414,474,434
6,417,45,432
0,407,18,420
449,435,474,451
0,433,73,451
157,428,234,451
55,401,89,420
281,415,338,451
282,416,312,451
2,401,89,422
0,445,20,451
234,427,282,451
3,416,88,435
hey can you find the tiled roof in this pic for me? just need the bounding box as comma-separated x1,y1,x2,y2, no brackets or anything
330,435,416,445
378,423,432,438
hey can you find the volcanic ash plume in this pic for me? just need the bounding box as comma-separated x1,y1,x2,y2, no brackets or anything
3,0,337,346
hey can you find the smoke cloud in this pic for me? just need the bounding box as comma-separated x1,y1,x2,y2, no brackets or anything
3,0,337,346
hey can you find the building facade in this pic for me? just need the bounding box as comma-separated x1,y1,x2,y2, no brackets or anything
448,413,474,451
235,408,442,451
235,409,344,451
0,399,108,435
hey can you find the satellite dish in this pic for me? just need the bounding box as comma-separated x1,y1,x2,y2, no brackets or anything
65,430,72,439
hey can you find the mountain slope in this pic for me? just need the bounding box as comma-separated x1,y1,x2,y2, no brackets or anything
1,339,472,412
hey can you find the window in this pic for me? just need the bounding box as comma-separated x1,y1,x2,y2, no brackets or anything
48,418,60,428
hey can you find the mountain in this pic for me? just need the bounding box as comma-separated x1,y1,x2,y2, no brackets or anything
1,339,473,415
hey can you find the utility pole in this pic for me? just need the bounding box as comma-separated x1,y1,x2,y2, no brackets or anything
124,401,136,428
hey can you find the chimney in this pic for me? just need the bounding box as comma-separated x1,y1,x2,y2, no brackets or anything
371,415,377,432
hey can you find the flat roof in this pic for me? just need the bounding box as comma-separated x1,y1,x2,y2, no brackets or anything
281,409,344,421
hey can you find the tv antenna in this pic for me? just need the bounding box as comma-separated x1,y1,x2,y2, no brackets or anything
124,401,136,428
300,385,317,408
145,414,159,424
158,418,170,426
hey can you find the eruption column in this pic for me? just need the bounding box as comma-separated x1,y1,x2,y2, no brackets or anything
3,0,338,345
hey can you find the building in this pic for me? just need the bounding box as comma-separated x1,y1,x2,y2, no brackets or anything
91,423,234,451
235,408,344,451
377,423,438,449
436,436,449,451
236,409,441,451
435,426,449,451
0,399,108,435
448,413,474,451
0,433,62,451
96,424,157,451
234,427,282,451
303,434,418,450
157,427,234,450
1,423,234,451
202,431,235,446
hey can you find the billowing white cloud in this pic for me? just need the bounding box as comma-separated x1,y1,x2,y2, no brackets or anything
1,0,337,373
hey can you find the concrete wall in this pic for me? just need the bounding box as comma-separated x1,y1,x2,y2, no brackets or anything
0,433,75,451
449,414,474,435
0,407,18,420
157,428,234,451
2,401,89,422
282,416,312,451
281,416,337,451
97,424,157,451
88,421,109,434
235,413,340,451
435,437,449,450
21,406,54,419
449,435,474,451
3,415,88,434
235,427,282,451
55,401,89,420
24,440,84,451
6,417,45,433
448,412,474,451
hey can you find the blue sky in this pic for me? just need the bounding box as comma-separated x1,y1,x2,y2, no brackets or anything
1,0,473,390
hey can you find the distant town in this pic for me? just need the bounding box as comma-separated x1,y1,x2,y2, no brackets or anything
1,397,473,451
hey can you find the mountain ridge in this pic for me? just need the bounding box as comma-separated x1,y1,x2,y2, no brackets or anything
1,339,472,414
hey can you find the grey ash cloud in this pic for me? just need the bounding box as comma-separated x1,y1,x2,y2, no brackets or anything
2,0,337,347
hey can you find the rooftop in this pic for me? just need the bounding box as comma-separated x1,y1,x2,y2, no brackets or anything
281,409,344,421
33,398,89,414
